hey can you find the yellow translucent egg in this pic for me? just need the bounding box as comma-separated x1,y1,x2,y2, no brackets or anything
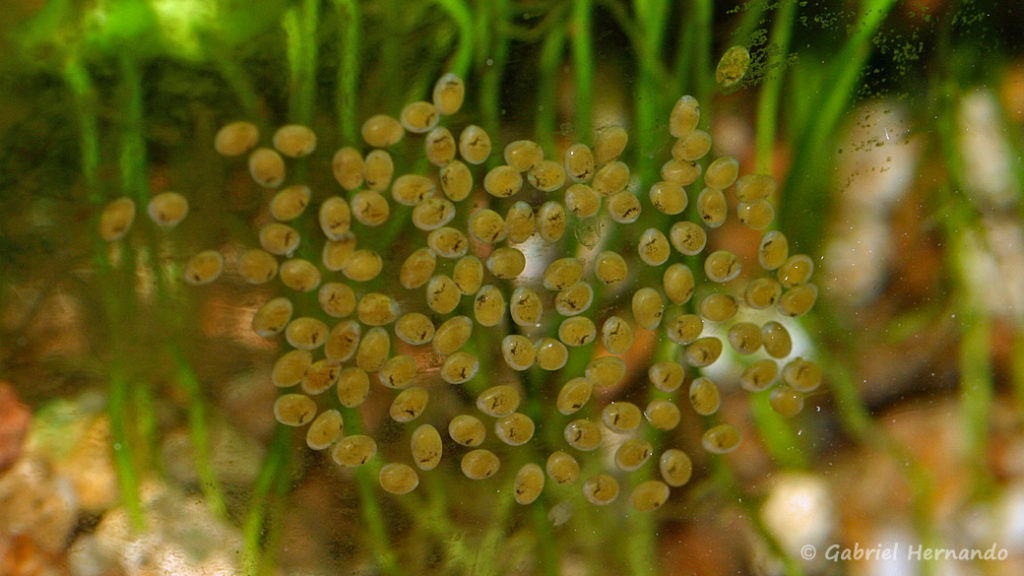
425,127,457,167
432,316,473,355
649,361,685,392
325,320,361,362
459,124,492,165
632,287,665,329
395,312,435,346
666,313,703,346
427,226,469,258
669,221,707,256
425,274,461,315
582,474,620,505
461,449,501,480
440,351,479,384
565,183,602,218
534,337,569,370
322,235,356,271
411,197,457,231
564,143,595,182
495,413,535,446
659,449,692,487
669,95,701,138
504,139,544,172
453,256,485,295
586,356,627,388
272,124,317,158
563,419,602,451
248,147,286,188
537,201,567,243
601,315,634,354
699,293,739,323
433,73,466,115
268,185,311,224
661,159,702,186
546,451,581,485
704,250,742,283
279,258,321,292
510,287,543,326
273,393,317,427
740,359,778,392
505,201,536,243
638,228,671,266
663,263,696,305
473,285,506,327
487,247,526,280
607,191,642,223
306,409,343,450
716,45,751,89
602,401,643,432
777,255,815,288
410,424,443,471
448,414,487,447
697,187,728,228
331,147,364,190
645,399,681,431
214,121,259,156
770,385,805,417
701,423,742,454
737,199,775,230
399,248,437,289
389,386,429,422
356,292,396,326
781,357,823,392
761,321,793,358
630,480,670,512
672,129,712,162
336,367,370,407
356,327,391,372
147,191,189,228
239,249,279,284
704,156,739,190
727,322,763,355
285,317,329,350
558,316,597,347
272,349,312,388
684,336,723,367
592,161,630,196
484,165,524,198
379,355,418,389
361,114,404,147
594,251,628,285
543,258,585,291
476,385,521,418
350,190,390,226
758,230,789,270
184,250,224,286
528,160,567,192
363,150,395,191
301,359,341,395
555,281,594,316
391,174,435,206
688,376,721,415
379,462,419,494
343,249,384,282
744,277,783,309
736,173,778,202
593,126,628,165
649,181,688,215
251,297,294,337
400,100,439,133
556,377,593,415
514,463,545,505
614,438,653,471
468,209,507,244
331,434,377,467
501,335,536,371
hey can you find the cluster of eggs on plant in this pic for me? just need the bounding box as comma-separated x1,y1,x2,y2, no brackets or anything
98,71,820,511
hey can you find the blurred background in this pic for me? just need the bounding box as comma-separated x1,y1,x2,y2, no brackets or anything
2,0,1024,575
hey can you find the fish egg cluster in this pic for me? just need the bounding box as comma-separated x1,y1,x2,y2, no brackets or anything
160,73,822,514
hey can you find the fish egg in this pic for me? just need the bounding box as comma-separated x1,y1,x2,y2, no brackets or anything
331,435,377,467
461,449,500,480
702,424,742,454
379,462,419,494
272,124,317,158
361,114,404,147
556,377,593,415
273,394,317,427
459,125,492,165
214,121,259,156
285,317,329,350
280,258,321,292
147,192,189,228
546,451,581,484
331,147,364,190
184,250,224,285
630,480,670,512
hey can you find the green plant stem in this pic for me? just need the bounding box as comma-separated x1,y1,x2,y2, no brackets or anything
477,0,510,141
748,390,808,469
205,35,261,119
435,0,474,79
731,0,770,46
779,0,898,249
755,0,797,176
285,0,320,126
334,0,360,143
109,359,145,530
571,0,594,142
63,58,101,202
242,425,291,576
632,0,671,182
119,54,147,203
535,21,566,155
173,344,228,518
